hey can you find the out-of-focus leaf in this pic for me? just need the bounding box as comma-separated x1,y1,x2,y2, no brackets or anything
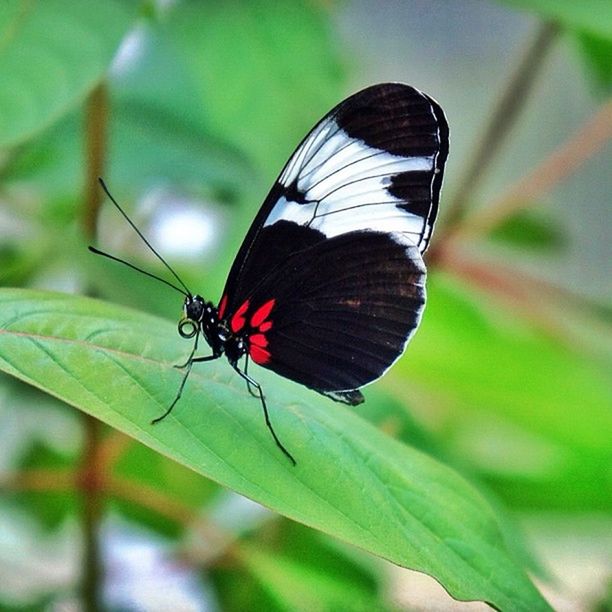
3,105,247,207
239,543,388,612
0,594,57,612
211,563,281,612
111,439,219,537
164,0,345,175
575,32,612,95
0,0,136,148
0,243,44,287
489,209,566,251
213,519,386,612
269,520,384,593
11,442,76,531
0,288,551,611
394,274,612,510
498,0,612,39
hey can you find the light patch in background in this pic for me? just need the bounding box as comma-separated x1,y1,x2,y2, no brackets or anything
133,186,224,261
110,25,147,77
0,508,78,607
0,381,81,473
0,511,215,611
451,416,568,478
104,517,215,612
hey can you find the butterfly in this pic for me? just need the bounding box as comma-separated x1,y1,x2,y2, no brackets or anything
91,83,449,465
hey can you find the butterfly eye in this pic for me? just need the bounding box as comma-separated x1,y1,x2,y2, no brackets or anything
178,319,198,339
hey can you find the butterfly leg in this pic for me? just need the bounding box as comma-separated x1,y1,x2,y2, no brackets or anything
154,334,219,424
243,356,259,398
174,330,200,369
232,365,297,466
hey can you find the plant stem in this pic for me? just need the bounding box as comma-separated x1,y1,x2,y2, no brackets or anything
79,81,109,612
439,20,560,237
459,99,612,237
78,416,104,612
83,83,108,240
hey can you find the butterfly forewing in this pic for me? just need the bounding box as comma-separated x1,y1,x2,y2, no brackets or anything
219,83,449,401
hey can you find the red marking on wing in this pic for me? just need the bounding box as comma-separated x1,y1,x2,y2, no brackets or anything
230,299,250,333
250,344,271,364
259,321,273,332
250,299,276,328
218,294,228,319
249,333,268,348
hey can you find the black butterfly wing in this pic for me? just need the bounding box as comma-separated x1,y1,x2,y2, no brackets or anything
217,83,448,400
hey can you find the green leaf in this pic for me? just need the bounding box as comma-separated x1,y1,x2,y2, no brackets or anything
396,275,612,510
239,543,388,612
11,440,76,530
0,0,136,148
0,288,550,611
213,520,386,612
498,0,612,39
489,209,566,251
575,32,612,95
111,438,220,537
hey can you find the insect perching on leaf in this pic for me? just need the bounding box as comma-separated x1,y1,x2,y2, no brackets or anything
91,83,449,465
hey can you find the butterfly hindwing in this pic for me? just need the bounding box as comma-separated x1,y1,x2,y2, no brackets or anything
223,225,426,398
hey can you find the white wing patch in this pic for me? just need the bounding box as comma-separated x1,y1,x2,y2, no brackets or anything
265,119,436,250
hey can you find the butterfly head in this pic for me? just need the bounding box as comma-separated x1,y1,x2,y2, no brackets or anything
179,294,227,355
179,294,208,338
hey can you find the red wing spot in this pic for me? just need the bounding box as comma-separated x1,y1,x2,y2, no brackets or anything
250,299,276,328
259,321,272,332
230,299,250,333
250,344,271,365
218,294,228,319
249,333,268,348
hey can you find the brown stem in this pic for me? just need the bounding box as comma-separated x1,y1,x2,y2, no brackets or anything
83,83,108,240
439,21,560,237
457,99,612,238
78,416,104,612
0,467,232,563
0,468,75,492
79,81,109,612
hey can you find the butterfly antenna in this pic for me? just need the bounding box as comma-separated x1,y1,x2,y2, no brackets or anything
88,246,187,296
97,178,192,297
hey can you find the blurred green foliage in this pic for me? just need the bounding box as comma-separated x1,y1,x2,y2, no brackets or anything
0,0,610,610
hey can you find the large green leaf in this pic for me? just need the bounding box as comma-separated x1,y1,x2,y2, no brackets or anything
0,0,136,148
0,288,550,611
498,0,612,39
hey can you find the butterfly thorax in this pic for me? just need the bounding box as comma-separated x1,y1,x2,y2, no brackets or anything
180,294,247,364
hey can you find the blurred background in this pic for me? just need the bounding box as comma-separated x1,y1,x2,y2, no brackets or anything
0,0,610,610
